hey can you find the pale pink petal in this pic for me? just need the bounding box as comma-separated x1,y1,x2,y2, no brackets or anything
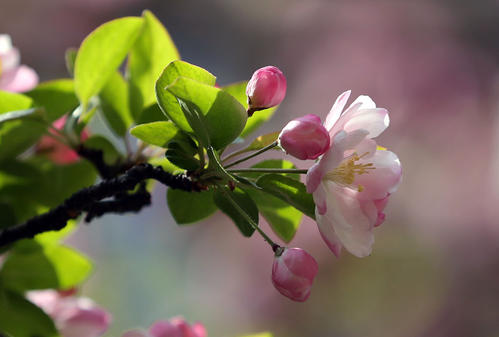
343,108,390,138
328,102,362,136
373,195,390,213
315,206,343,257
0,34,13,54
354,150,402,200
0,65,39,92
348,95,376,110
149,320,181,337
352,138,377,159
122,330,150,337
312,182,328,215
191,323,207,337
59,306,111,337
26,290,60,316
320,183,375,257
374,212,386,227
324,90,351,130
0,48,20,71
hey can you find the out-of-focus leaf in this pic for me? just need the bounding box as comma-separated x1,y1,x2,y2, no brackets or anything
0,90,32,113
0,202,16,230
99,72,133,137
65,48,77,77
128,10,180,120
137,103,166,124
0,289,59,337
83,135,122,165
222,81,277,138
148,157,182,174
0,242,92,292
74,17,143,107
0,108,44,124
167,77,247,149
130,121,180,147
213,187,258,237
26,79,78,121
155,60,216,131
167,189,217,224
256,174,315,219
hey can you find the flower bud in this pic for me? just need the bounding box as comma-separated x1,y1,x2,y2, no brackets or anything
246,66,286,115
271,247,318,302
278,114,330,160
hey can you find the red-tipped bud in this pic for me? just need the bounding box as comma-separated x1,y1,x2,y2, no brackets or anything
271,247,318,302
278,114,330,160
246,66,286,114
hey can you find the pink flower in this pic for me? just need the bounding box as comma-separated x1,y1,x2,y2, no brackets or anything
36,115,89,164
27,289,111,337
122,317,206,337
271,247,318,302
0,34,38,92
246,66,286,115
278,114,330,160
306,91,401,257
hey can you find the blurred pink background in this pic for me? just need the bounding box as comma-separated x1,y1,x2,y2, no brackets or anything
2,0,499,336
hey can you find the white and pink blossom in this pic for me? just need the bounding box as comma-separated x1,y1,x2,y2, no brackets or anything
0,34,38,92
306,91,402,257
27,289,111,337
122,317,206,337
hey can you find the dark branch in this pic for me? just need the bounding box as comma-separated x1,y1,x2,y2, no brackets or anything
0,164,197,248
76,145,134,179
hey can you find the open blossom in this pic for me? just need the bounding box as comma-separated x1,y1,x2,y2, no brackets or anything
278,114,330,160
121,317,206,337
0,34,38,92
271,247,318,302
306,91,402,258
246,66,286,115
36,115,89,164
27,289,111,337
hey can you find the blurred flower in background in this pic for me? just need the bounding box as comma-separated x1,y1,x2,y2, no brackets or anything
2,0,499,336
0,34,38,92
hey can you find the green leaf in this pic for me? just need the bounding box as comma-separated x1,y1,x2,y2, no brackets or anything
65,47,77,77
167,77,247,149
74,17,144,107
0,243,92,292
130,121,180,147
0,90,33,113
26,79,78,122
165,134,200,170
245,188,301,243
137,103,166,124
213,187,258,237
155,60,216,131
0,202,16,230
223,81,277,138
99,72,133,136
167,189,217,224
83,135,122,165
0,108,44,124
128,10,180,120
0,289,59,337
149,157,183,174
256,174,315,219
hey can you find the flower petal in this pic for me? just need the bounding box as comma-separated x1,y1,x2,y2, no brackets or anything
343,108,390,138
324,90,351,131
318,182,375,257
315,207,343,257
0,65,39,92
354,149,402,200
149,320,181,337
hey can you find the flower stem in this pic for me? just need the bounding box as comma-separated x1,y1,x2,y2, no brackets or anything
218,186,279,251
227,168,308,174
224,141,279,168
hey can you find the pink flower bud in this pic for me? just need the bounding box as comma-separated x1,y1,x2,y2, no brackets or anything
246,66,286,115
271,247,318,302
122,317,206,337
36,115,89,164
278,114,330,160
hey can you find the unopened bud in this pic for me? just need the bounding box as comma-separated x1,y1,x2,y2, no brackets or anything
271,247,318,302
246,66,286,115
278,114,330,160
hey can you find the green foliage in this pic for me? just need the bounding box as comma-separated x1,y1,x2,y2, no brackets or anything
99,72,133,137
167,189,217,224
256,174,315,219
128,10,180,119
26,79,78,122
165,134,200,170
155,60,216,131
130,121,180,147
0,242,92,292
222,81,277,138
136,103,166,124
167,77,247,149
0,90,33,112
83,135,122,165
0,289,60,337
74,16,144,107
213,187,258,237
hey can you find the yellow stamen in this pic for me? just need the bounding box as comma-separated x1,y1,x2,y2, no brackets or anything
324,152,375,187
